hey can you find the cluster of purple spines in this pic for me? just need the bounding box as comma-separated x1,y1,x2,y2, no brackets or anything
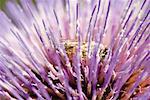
0,0,149,100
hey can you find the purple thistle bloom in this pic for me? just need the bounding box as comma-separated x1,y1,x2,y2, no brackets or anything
0,0,149,99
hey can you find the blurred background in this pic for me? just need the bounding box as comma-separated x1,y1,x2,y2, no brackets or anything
0,0,7,10
0,0,36,10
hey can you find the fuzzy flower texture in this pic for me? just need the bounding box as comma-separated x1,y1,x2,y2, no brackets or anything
0,0,149,100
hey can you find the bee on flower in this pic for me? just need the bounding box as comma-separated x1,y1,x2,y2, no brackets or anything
0,0,149,100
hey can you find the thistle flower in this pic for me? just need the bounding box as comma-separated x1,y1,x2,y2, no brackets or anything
0,0,149,99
